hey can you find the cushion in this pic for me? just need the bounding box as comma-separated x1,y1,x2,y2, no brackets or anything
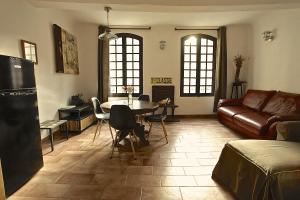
233,112,271,135
218,106,253,119
262,91,300,115
242,90,276,111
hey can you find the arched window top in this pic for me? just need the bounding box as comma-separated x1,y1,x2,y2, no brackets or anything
182,34,217,43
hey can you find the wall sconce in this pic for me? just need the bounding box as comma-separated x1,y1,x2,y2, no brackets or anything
262,31,274,42
160,40,166,50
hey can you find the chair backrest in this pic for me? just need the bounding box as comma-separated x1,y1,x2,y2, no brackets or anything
138,94,150,101
159,98,171,117
109,105,136,130
91,97,103,114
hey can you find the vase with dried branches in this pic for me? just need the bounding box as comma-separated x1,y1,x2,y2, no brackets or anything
233,54,246,83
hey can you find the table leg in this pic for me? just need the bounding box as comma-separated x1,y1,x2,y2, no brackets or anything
231,86,234,98
49,129,54,151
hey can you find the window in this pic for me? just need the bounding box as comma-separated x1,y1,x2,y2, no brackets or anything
109,33,143,97
180,34,217,96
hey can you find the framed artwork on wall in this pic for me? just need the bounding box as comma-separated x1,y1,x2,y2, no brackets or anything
21,40,38,64
53,24,79,74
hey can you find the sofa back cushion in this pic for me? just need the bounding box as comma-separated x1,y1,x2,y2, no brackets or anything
262,91,300,115
242,90,276,111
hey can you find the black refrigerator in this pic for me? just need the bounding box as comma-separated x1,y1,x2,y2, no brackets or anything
0,55,43,197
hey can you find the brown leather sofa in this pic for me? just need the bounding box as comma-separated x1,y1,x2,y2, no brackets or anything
217,89,300,139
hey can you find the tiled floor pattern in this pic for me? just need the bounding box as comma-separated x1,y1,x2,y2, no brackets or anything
8,118,241,200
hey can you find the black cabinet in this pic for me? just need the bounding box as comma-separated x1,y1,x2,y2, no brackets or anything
58,104,95,132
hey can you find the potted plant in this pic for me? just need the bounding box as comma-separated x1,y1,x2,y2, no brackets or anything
233,54,246,83
122,85,134,105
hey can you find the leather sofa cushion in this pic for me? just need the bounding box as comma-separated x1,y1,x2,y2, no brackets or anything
218,106,253,119
242,90,276,111
233,112,271,135
263,92,300,115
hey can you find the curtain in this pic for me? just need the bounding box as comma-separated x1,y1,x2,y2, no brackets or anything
97,26,110,103
213,26,227,112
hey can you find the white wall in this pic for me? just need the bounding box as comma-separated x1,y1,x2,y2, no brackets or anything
77,24,251,115
247,9,300,93
0,0,82,121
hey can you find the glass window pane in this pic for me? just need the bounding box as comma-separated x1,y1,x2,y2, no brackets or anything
117,62,122,69
200,86,206,93
127,78,133,85
184,54,190,61
207,78,212,85
110,87,116,93
191,54,197,62
201,55,206,61
190,86,196,93
134,62,139,69
127,70,132,77
201,39,207,46
184,62,190,69
200,78,205,85
133,46,139,53
207,40,213,46
201,63,206,69
207,63,213,70
190,78,196,85
184,78,189,85
134,86,139,93
110,78,116,85
109,46,115,53
201,47,207,54
200,71,206,77
110,70,116,77
134,70,139,77
184,46,190,53
133,39,139,45
117,78,123,85
207,46,213,54
110,62,116,69
185,37,197,45
184,70,189,77
191,62,196,69
127,62,133,69
207,55,213,62
206,86,212,93
117,46,122,53
133,54,139,61
207,71,213,77
191,70,196,78
126,38,132,45
183,86,189,93
117,86,123,93
109,39,115,45
126,46,132,53
127,54,132,61
117,54,122,61
134,78,139,85
116,38,122,45
109,54,116,61
191,46,197,53
117,70,123,77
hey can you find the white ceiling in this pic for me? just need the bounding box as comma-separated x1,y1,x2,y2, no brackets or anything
28,0,300,26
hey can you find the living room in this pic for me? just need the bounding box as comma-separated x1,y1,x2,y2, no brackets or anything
1,0,300,199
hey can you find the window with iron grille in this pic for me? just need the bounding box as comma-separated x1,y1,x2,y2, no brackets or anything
109,33,143,97
180,34,217,97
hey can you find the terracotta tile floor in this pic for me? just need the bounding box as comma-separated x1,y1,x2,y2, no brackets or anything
8,118,241,200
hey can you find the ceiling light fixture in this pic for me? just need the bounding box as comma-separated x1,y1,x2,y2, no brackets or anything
98,7,118,40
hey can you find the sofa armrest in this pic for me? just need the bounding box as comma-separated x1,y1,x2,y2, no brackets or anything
218,98,243,108
267,114,300,124
276,121,300,142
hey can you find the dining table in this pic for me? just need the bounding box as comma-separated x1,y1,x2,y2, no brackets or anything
100,99,160,115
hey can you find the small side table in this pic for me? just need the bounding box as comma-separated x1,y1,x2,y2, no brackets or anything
40,120,69,151
231,81,247,99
